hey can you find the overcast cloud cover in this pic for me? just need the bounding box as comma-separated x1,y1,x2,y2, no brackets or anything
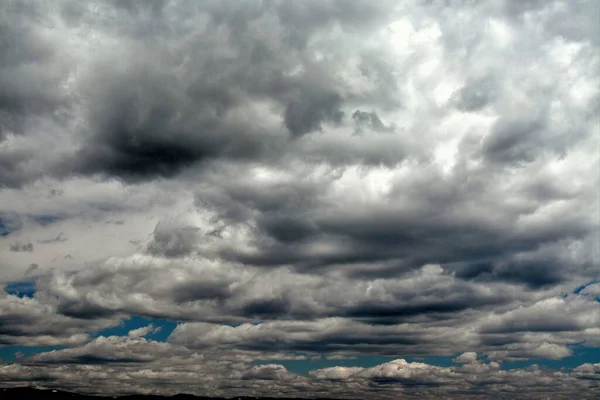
0,0,599,398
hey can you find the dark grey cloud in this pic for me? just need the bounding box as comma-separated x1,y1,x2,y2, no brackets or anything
192,162,596,293
0,0,409,186
35,257,599,361
168,291,600,356
0,2,67,138
284,92,344,136
46,188,63,198
146,219,201,258
451,76,498,112
51,0,396,182
352,110,395,134
9,241,33,252
170,280,233,304
25,263,38,275
0,290,117,346
56,300,118,320
482,116,548,164
0,148,34,188
71,64,264,181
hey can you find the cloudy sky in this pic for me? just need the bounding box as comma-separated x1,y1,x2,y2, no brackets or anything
0,0,599,398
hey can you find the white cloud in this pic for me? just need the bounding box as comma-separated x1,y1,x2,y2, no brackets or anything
128,324,157,339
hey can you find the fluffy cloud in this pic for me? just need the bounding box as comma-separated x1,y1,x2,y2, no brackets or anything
127,324,159,339
0,290,118,347
309,357,600,399
1,340,598,399
27,255,595,360
0,0,598,398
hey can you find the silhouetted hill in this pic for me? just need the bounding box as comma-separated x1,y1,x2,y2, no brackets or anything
0,388,349,400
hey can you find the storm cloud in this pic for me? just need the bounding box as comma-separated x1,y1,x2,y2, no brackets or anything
0,0,598,398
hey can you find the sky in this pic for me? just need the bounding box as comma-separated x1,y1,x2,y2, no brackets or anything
0,0,599,398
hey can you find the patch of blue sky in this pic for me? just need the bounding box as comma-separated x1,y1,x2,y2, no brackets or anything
573,279,600,302
4,281,36,298
0,221,8,237
0,212,22,236
0,345,67,364
0,315,179,364
91,315,178,342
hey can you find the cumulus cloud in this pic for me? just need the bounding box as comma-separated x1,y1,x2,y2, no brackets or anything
455,352,478,364
309,357,600,399
0,0,598,398
1,340,598,399
29,335,175,365
0,290,119,347
128,324,159,339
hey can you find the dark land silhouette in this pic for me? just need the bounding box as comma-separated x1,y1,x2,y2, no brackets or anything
0,388,350,400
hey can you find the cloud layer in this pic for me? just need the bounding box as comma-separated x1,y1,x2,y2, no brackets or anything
0,0,598,398
2,337,599,399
